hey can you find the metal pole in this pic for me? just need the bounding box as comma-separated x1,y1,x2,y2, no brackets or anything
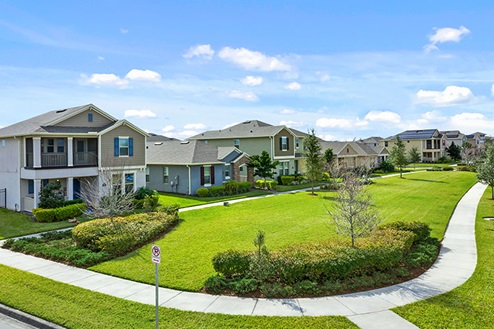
155,262,159,329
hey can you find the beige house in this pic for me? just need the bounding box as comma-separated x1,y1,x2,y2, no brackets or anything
320,141,388,169
0,104,148,211
440,130,466,156
382,129,442,162
188,120,308,177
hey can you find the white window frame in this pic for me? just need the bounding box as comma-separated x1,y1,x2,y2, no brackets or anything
281,136,288,151
163,166,169,184
203,166,212,185
119,136,130,157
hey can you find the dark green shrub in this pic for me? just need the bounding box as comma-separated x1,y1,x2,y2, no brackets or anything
135,187,157,200
196,187,209,197
456,165,476,172
293,280,321,295
212,250,252,278
38,181,65,209
204,275,229,294
64,199,84,206
157,204,179,217
33,203,86,223
229,278,260,294
443,166,454,171
427,166,443,171
280,176,295,185
380,160,395,173
255,180,278,190
209,185,226,196
238,182,251,193
378,221,431,243
224,180,239,195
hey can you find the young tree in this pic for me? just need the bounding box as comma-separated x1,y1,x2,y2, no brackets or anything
304,129,324,195
477,142,494,199
390,136,408,178
461,142,476,165
327,172,381,247
248,150,279,189
446,142,462,162
407,146,421,169
38,180,65,209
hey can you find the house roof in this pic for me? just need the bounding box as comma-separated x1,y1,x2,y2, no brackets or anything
147,133,179,142
359,136,383,144
320,141,381,156
386,129,439,141
188,120,307,140
147,140,242,165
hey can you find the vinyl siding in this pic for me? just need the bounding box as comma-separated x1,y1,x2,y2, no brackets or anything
274,128,295,157
100,125,146,167
205,137,271,157
55,109,113,128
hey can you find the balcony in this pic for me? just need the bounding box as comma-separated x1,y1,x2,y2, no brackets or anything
26,152,98,169
73,152,98,166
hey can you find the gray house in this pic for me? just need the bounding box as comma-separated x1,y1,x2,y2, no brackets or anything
0,104,148,211
146,139,248,195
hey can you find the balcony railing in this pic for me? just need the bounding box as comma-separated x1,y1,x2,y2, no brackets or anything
25,152,98,168
42,153,67,167
73,152,98,166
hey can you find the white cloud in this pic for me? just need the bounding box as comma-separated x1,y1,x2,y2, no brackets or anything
227,90,259,102
280,120,304,127
81,73,128,88
415,86,475,107
316,118,353,129
162,125,175,133
222,122,240,129
424,26,470,52
316,71,330,82
450,112,494,131
364,110,401,124
125,69,161,82
285,82,301,91
183,44,215,60
124,109,157,118
184,123,207,130
280,109,295,114
97,56,105,61
241,76,263,86
178,130,200,138
320,134,336,141
218,47,291,72
421,111,448,123
120,28,129,34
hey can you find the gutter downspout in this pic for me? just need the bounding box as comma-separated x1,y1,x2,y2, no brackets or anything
186,165,191,195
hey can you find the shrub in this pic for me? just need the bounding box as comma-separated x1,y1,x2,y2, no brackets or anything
380,160,395,173
280,176,295,185
456,165,476,172
33,203,87,223
64,199,84,206
427,166,443,171
255,180,278,190
229,278,260,294
238,182,252,193
212,250,252,278
38,181,65,209
204,275,229,294
209,185,226,197
72,212,178,256
377,221,431,244
443,166,454,171
196,187,209,197
224,180,239,195
157,204,179,217
134,187,157,200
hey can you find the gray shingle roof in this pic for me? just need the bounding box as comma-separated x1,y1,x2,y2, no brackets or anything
147,140,232,165
386,129,439,141
320,141,382,156
188,120,306,140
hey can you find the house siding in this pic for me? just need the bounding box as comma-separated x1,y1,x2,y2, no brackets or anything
55,109,113,128
0,138,21,210
274,128,295,157
100,125,146,167
206,138,271,157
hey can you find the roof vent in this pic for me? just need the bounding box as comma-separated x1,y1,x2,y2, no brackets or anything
180,141,190,144
242,121,251,124
154,142,163,145
56,109,67,113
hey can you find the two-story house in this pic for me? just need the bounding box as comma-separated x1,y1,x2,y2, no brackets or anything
0,104,148,212
321,141,388,169
440,130,466,156
188,120,307,177
382,129,442,162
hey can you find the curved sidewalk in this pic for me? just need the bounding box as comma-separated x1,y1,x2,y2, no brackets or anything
0,183,486,321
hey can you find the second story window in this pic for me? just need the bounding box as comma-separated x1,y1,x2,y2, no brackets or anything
47,139,54,153
114,137,134,157
88,113,93,122
234,139,240,149
280,137,289,151
295,138,299,149
57,139,65,153
384,141,388,147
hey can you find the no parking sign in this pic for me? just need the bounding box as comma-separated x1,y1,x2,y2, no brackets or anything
152,245,161,264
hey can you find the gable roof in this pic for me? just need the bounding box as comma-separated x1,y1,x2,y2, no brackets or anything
188,120,307,140
147,140,241,165
386,129,439,141
320,141,381,156
0,104,117,138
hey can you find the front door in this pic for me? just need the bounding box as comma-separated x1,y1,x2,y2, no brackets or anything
73,179,81,199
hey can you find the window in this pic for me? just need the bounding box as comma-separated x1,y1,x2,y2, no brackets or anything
163,167,169,183
57,139,65,153
146,167,150,183
281,137,288,151
201,166,215,185
384,141,388,147
1,140,4,148
47,139,54,153
234,139,240,149
88,113,93,122
114,137,134,157
278,161,289,176
224,164,231,179
28,180,34,194
295,138,299,149
125,173,134,193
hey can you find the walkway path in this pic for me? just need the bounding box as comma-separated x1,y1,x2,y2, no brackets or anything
0,182,486,329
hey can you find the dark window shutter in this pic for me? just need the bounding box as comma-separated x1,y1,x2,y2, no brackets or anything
279,137,282,150
129,137,134,156
200,167,205,185
286,138,290,150
114,137,119,156
211,166,215,184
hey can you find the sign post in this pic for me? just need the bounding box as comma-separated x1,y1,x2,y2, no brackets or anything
152,245,161,329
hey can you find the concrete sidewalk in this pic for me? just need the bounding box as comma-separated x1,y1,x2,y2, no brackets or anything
0,182,486,329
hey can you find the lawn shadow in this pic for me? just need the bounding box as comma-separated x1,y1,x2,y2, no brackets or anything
405,178,447,184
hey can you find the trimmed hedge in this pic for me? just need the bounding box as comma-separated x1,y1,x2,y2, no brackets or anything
377,221,431,244
196,181,251,197
72,212,178,256
255,180,278,189
212,250,252,277
33,203,87,223
196,187,209,197
280,176,295,185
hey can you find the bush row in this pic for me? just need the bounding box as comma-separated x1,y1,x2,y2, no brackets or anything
72,212,178,256
254,180,278,189
196,181,251,197
212,225,421,285
456,165,476,172
33,203,87,223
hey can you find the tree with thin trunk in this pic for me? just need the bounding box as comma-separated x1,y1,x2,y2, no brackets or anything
304,129,324,195
461,142,476,165
477,142,494,199
390,136,408,178
248,150,279,189
327,172,381,247
407,146,421,169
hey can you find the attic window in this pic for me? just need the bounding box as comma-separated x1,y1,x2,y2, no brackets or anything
88,113,93,122
56,109,67,113
347,148,349,153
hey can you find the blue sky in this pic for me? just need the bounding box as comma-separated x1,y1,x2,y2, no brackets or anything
1,0,493,140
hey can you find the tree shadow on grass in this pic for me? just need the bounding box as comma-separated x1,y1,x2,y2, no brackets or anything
405,178,447,184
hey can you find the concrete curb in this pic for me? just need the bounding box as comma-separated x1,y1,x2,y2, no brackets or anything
0,303,66,329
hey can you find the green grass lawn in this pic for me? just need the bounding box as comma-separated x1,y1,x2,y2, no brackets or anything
0,265,356,329
0,208,77,239
393,187,494,328
159,190,270,208
91,171,477,291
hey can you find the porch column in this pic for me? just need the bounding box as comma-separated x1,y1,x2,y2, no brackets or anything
33,179,41,208
67,177,74,200
33,137,41,168
67,137,73,167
